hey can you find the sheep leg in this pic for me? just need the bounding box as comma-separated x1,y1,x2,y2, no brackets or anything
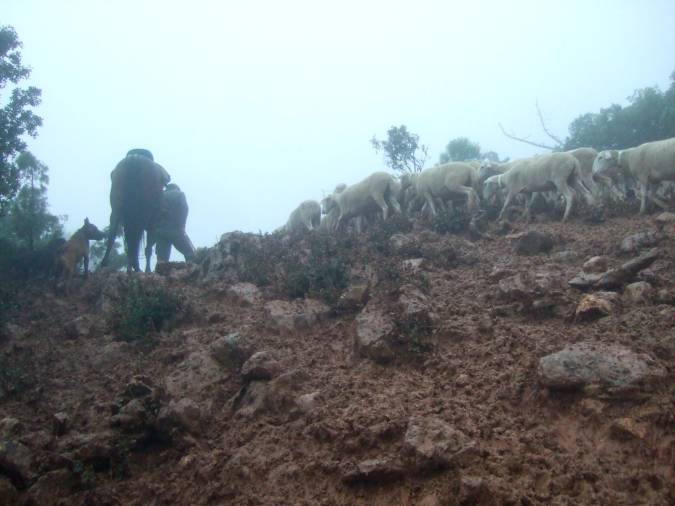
388,195,402,214
647,189,670,210
373,194,389,221
639,182,649,214
498,191,515,221
424,192,438,216
524,193,536,222
558,184,576,222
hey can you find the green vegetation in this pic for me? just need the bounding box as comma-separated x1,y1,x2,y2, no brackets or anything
371,125,428,174
107,277,189,343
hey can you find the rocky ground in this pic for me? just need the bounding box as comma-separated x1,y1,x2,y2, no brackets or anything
1,208,675,505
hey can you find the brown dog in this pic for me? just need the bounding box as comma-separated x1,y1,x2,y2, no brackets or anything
55,218,105,293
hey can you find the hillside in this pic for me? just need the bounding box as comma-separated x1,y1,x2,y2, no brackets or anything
1,209,675,505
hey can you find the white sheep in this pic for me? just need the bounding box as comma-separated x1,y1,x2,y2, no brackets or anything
283,200,321,234
566,147,598,203
321,171,402,232
402,162,480,217
593,137,675,214
483,152,593,222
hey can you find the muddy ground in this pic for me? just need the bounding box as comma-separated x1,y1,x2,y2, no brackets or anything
1,209,674,505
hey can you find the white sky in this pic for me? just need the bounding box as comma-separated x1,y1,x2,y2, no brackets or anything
4,0,675,249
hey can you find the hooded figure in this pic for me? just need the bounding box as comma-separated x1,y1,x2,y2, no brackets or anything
154,183,195,263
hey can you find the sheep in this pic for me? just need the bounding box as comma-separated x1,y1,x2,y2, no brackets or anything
593,137,675,214
321,171,401,232
566,147,598,204
283,200,321,234
401,162,480,217
483,152,593,222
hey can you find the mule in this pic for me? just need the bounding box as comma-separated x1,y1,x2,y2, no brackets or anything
100,151,170,272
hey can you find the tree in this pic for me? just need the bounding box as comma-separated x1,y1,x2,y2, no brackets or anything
371,125,428,174
439,137,481,163
0,26,43,213
5,152,61,251
564,80,675,151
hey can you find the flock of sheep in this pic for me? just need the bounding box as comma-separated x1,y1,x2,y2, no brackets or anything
282,136,675,234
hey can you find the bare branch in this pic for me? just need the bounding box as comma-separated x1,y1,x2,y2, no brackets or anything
535,101,563,146
498,123,557,150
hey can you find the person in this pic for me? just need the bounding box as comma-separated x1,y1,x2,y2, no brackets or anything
154,183,195,263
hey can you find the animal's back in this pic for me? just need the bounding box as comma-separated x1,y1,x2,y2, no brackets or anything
111,155,165,228
629,137,675,181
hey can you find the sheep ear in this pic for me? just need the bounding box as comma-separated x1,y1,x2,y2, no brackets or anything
85,217,90,225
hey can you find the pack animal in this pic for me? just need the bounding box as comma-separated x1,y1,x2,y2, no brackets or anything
100,151,170,272
54,218,105,293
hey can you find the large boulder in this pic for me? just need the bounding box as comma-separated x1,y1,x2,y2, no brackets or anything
156,398,202,436
235,370,309,418
538,343,666,395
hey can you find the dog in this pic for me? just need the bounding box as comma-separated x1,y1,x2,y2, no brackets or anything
55,218,105,293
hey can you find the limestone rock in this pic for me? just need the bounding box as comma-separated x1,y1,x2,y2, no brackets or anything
166,349,226,399
342,458,405,485
538,343,665,394
241,351,282,381
610,417,648,441
336,283,370,312
404,416,471,471
209,332,252,370
511,230,555,255
620,231,662,253
226,282,262,306
623,281,654,304
354,305,396,364
156,398,202,436
264,299,329,332
575,291,619,321
583,256,609,274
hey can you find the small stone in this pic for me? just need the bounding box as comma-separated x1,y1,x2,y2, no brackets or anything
575,292,619,321
404,416,471,471
342,458,404,485
0,439,36,489
620,231,662,253
336,283,370,312
583,256,609,274
226,282,261,306
354,305,396,364
655,212,675,227
156,398,202,435
241,351,282,381
579,398,605,417
511,230,555,255
0,418,22,438
210,332,252,369
295,391,320,414
610,418,648,441
551,250,578,263
63,316,94,339
52,412,69,436
401,258,425,273
623,281,654,304
3,323,27,340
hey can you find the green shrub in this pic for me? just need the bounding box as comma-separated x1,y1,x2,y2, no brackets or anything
107,278,188,343
429,206,471,234
281,231,350,305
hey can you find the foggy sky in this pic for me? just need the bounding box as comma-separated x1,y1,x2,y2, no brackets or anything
4,0,675,252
